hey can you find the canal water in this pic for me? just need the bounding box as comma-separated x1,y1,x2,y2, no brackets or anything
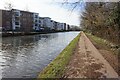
0,31,80,78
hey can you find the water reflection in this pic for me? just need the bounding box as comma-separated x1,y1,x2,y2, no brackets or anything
1,32,80,78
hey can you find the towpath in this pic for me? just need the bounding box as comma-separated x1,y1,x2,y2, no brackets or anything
64,32,119,78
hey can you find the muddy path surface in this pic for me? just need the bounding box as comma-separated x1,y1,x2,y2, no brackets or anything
63,32,118,78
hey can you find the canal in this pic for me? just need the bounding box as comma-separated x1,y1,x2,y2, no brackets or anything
0,31,80,78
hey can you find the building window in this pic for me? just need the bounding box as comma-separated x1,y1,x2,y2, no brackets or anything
15,17,20,20
39,20,41,23
15,27,20,30
35,15,38,18
35,20,38,22
35,24,37,26
15,12,20,16
15,22,19,25
39,24,41,27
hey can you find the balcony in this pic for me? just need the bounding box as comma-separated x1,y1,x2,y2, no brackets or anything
33,13,39,19
14,11,20,17
15,22,20,25
14,21,20,27
15,17,20,21
35,15,38,18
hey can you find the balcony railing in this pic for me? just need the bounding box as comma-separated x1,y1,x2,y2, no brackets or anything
14,12,20,17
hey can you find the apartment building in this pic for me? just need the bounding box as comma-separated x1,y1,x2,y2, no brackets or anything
12,9,21,31
50,20,55,30
0,9,71,32
42,17,52,29
21,10,33,32
67,24,70,30
63,23,67,30
33,13,40,31
53,21,58,30
0,10,2,31
57,23,65,30
39,17,44,30
0,9,35,32
0,10,12,31
39,17,56,30
12,9,34,32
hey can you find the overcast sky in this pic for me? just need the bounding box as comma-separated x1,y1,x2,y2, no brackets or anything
0,0,85,26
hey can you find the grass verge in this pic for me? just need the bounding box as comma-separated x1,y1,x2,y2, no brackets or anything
85,32,119,55
38,33,80,78
85,32,120,76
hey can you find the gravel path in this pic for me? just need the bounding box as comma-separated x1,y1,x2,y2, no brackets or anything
64,32,119,78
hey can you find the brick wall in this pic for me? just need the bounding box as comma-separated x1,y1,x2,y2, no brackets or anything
20,11,33,32
1,10,12,31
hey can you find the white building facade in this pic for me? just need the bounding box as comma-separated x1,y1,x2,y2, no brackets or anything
33,13,39,31
50,20,55,30
57,23,64,30
42,17,52,29
12,9,21,30
39,17,44,29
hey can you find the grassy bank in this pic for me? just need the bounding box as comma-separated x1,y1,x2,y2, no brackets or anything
38,33,80,78
85,32,120,76
85,32,119,55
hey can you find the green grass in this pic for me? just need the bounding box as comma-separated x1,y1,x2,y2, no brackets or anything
85,32,120,75
85,33,108,45
38,33,80,79
85,32,115,47
85,32,119,55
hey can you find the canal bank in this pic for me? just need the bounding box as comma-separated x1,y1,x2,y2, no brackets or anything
1,32,80,78
38,33,80,78
1,30,80,37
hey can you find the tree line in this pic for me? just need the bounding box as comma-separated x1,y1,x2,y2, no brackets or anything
81,2,120,44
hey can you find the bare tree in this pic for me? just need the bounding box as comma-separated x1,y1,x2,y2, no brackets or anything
61,0,83,11
60,0,120,44
4,2,14,10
